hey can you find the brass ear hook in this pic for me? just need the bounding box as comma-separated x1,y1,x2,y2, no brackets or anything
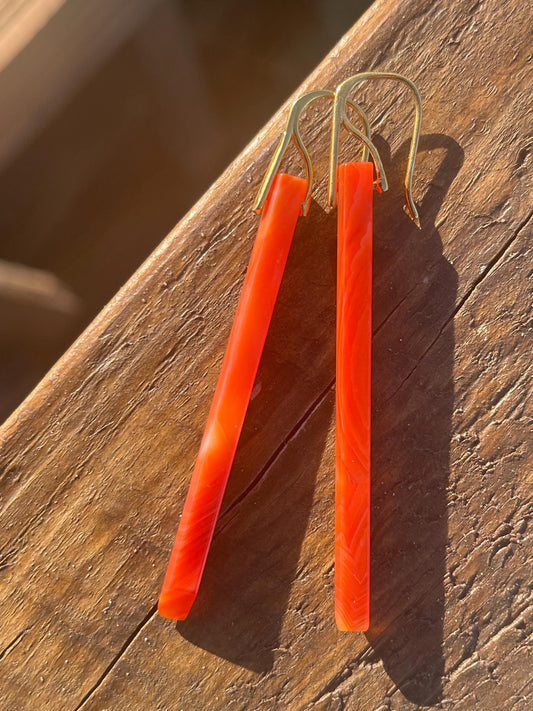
254,89,378,217
328,71,423,227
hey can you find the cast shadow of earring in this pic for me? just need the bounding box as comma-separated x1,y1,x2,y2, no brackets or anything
366,133,463,705
175,199,338,673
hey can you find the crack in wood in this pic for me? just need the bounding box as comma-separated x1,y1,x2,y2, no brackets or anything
0,629,25,663
306,647,380,708
384,209,533,405
217,379,335,526
72,606,157,711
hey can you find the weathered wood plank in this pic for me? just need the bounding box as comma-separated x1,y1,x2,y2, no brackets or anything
0,0,531,708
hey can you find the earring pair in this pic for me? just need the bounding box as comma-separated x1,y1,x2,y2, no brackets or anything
158,72,422,632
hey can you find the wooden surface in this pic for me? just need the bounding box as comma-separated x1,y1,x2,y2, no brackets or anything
0,0,531,708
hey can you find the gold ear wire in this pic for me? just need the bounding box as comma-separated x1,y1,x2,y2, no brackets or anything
254,90,330,217
254,90,379,217
328,72,422,227
329,93,389,206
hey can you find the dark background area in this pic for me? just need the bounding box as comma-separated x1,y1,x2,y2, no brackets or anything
0,0,371,423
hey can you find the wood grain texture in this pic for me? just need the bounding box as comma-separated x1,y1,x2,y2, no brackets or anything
0,0,531,708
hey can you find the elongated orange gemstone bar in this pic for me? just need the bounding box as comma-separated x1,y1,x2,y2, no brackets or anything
335,161,373,631
159,173,307,619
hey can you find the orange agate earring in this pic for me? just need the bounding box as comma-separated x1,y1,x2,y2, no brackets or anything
158,89,377,620
329,72,422,631
158,73,422,631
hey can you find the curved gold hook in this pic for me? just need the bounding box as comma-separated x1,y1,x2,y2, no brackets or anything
329,71,422,226
253,90,378,217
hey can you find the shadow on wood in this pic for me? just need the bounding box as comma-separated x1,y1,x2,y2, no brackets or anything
367,133,463,704
176,200,337,672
